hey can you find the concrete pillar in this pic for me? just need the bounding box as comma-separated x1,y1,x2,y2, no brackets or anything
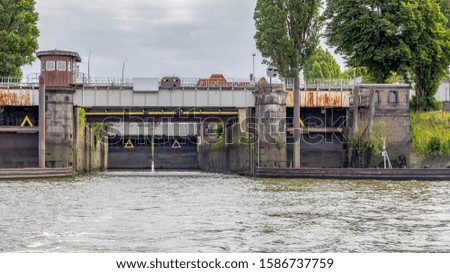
253,84,287,168
38,76,46,168
45,89,75,168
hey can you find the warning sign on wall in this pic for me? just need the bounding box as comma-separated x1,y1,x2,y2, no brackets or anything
20,115,33,127
124,139,135,149
172,139,181,149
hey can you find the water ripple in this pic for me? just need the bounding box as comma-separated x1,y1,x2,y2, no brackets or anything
1,173,450,252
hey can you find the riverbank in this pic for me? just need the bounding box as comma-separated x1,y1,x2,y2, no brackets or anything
1,166,449,181
0,168,73,180
256,167,450,181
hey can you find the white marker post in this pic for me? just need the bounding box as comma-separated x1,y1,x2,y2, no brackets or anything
151,134,155,173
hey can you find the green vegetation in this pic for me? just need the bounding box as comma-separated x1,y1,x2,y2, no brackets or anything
411,111,450,157
348,120,388,156
304,47,341,80
78,108,86,138
324,0,450,111
275,138,285,150
324,0,410,83
254,0,322,78
93,122,103,147
440,0,450,29
0,0,39,77
405,1,450,111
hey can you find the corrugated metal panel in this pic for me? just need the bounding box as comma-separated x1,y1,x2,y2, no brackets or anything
0,89,38,106
286,91,350,107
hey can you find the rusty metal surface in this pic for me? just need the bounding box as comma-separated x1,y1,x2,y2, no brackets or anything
0,89,38,106
286,90,350,107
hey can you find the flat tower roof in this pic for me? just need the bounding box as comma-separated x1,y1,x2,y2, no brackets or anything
36,49,81,62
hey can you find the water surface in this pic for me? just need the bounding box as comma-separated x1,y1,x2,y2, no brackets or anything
1,171,449,252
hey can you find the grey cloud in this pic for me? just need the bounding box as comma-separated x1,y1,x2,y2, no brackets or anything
22,0,269,79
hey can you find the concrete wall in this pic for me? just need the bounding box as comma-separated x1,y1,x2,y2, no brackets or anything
73,107,107,173
197,120,254,175
355,85,411,167
410,154,450,169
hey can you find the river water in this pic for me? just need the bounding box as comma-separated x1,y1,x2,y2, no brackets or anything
1,171,450,253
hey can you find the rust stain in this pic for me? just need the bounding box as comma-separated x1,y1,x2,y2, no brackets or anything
0,89,31,106
286,91,347,107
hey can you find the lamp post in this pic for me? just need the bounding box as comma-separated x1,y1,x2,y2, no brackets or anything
121,58,128,86
88,51,91,84
252,53,256,80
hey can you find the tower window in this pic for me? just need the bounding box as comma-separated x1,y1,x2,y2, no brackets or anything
57,61,67,71
46,61,55,71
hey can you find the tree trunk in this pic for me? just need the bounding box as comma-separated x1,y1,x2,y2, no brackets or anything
293,75,301,168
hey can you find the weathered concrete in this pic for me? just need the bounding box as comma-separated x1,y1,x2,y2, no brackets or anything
73,107,108,173
197,143,252,174
254,85,287,168
45,89,75,168
352,84,411,168
197,120,254,174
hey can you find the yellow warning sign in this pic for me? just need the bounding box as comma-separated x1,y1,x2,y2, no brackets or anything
299,118,305,128
124,139,135,149
172,139,181,149
20,115,33,127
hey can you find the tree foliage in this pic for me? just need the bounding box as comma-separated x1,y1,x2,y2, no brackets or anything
254,0,322,78
402,0,450,111
439,0,450,29
323,0,410,83
0,0,39,77
324,0,450,112
304,47,341,79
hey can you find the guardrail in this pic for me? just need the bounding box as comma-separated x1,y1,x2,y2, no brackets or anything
1,75,358,90
0,76,38,88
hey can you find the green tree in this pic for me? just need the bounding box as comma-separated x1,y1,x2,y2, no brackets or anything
0,0,39,77
402,0,450,111
254,0,322,168
304,47,341,79
439,0,450,29
323,0,411,83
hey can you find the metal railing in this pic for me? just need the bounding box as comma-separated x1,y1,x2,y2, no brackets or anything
75,75,133,87
0,76,39,88
282,78,355,90
1,74,358,90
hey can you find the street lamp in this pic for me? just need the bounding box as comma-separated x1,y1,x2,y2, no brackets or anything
252,53,256,81
121,58,128,86
88,51,91,84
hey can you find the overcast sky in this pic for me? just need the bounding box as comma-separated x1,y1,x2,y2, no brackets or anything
23,0,345,80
